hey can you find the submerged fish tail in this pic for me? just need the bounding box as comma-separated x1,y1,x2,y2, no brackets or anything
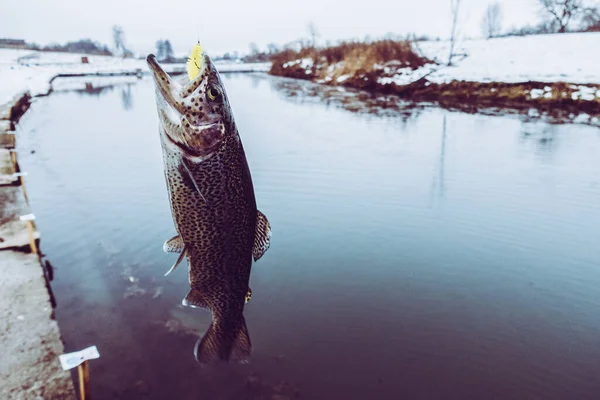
194,317,252,364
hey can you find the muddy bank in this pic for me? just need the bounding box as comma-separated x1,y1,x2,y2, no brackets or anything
270,60,600,125
0,92,75,399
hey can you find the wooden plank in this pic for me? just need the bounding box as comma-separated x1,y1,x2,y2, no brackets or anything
0,90,75,399
0,149,18,186
0,92,31,123
0,251,76,398
0,186,38,251
0,103,11,120
0,133,15,149
0,120,12,133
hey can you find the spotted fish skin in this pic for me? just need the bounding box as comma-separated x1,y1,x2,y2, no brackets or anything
147,53,270,363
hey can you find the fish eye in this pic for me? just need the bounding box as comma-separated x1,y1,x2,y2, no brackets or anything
206,85,221,101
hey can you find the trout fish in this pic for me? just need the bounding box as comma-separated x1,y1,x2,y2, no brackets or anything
146,48,271,363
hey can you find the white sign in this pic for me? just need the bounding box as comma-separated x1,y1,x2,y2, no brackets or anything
19,214,35,221
59,346,100,370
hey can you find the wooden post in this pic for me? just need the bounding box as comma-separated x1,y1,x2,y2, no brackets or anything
19,175,28,203
77,360,91,400
24,220,37,254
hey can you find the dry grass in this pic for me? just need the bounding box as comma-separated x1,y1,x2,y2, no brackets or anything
320,40,427,68
270,40,430,81
415,81,600,115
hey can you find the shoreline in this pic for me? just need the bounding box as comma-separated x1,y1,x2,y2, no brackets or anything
268,33,600,127
269,69,600,127
0,48,270,103
0,92,76,399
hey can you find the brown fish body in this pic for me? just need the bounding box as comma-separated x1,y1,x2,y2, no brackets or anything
162,128,256,361
148,53,271,363
164,131,257,302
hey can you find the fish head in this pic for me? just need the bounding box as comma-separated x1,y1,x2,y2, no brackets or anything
147,53,234,161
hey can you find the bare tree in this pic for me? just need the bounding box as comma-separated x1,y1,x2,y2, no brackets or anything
112,25,127,56
481,2,503,38
307,21,320,48
155,40,165,60
581,6,600,30
537,0,586,33
248,42,260,56
163,40,174,61
266,43,279,55
120,85,133,110
448,0,462,65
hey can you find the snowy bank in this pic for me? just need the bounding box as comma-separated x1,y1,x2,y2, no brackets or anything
417,33,600,85
269,33,600,119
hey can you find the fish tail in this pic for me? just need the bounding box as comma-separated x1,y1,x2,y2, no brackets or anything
193,317,252,364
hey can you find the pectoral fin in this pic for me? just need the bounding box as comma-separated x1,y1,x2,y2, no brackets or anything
163,235,184,253
182,288,210,309
253,210,271,262
164,247,186,277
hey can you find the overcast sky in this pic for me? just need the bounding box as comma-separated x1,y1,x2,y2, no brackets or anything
2,0,541,56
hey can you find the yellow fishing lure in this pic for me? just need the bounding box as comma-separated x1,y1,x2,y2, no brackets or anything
186,42,204,81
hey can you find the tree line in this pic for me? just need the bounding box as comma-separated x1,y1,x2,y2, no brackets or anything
15,2,600,61
242,0,599,67
482,0,599,39
27,39,112,55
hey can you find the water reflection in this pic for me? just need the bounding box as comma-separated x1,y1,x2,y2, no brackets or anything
267,75,427,123
51,76,142,108
56,82,136,112
79,82,114,96
17,73,600,400
430,115,447,203
120,85,133,110
520,123,560,158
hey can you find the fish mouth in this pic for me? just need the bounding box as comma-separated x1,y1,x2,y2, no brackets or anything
147,54,186,115
148,54,224,158
146,53,209,109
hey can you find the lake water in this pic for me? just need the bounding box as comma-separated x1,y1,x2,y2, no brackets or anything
16,74,600,399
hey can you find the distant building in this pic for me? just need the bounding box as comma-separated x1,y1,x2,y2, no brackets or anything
0,38,27,49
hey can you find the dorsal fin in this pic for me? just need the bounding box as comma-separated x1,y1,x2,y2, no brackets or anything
253,210,271,262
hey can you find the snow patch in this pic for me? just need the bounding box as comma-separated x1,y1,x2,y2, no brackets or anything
530,89,545,99
573,113,591,124
283,58,313,71
570,86,598,101
377,63,437,86
417,33,600,84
